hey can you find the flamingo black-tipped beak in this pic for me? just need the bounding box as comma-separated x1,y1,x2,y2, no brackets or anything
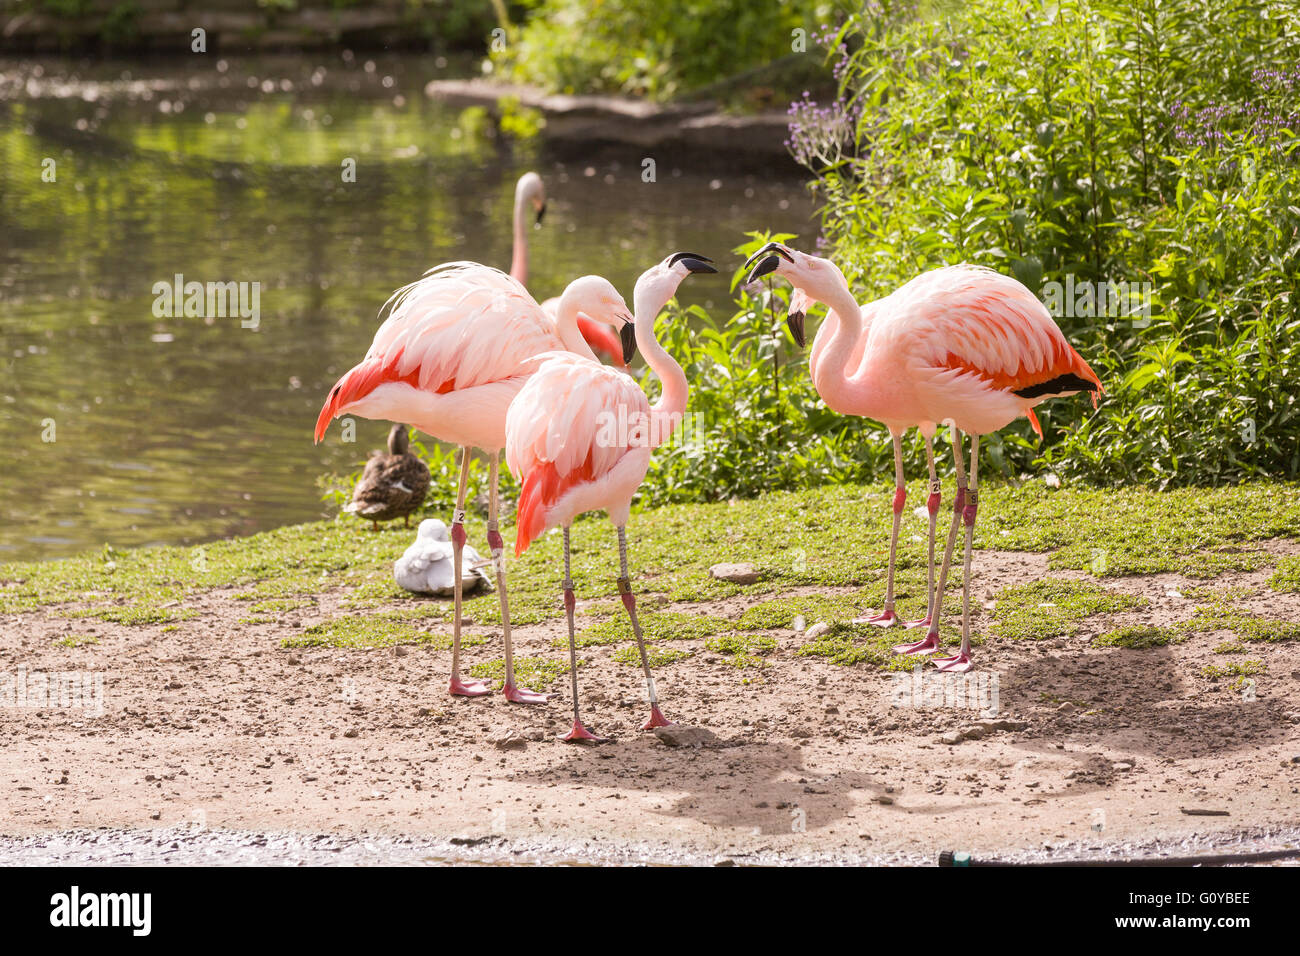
746,254,781,284
787,309,806,348
680,257,717,275
536,202,547,225
619,322,638,365
743,241,795,270
668,251,712,268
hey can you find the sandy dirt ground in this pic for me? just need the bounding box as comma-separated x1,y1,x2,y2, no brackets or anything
2,546,1299,865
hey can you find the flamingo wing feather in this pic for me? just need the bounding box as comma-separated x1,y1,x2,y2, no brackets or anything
506,355,648,555
314,263,560,442
878,266,1102,431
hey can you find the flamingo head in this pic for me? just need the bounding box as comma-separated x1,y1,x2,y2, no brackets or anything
630,251,717,361
516,171,547,224
744,241,847,348
559,275,634,359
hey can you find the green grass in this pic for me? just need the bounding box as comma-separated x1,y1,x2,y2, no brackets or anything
280,614,484,650
64,604,195,626
468,656,571,689
2,484,1297,676
52,633,98,648
1092,603,1300,651
991,579,1146,641
705,633,777,669
796,622,926,673
1093,624,1186,649
611,644,694,668
567,610,730,648
1270,556,1300,593
1200,660,1266,680
1183,605,1300,643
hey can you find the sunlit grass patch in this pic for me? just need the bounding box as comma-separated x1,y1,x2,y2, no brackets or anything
795,622,927,672
247,597,316,614
737,591,873,630
1095,603,1300,651
4,483,1299,644
1178,584,1255,603
705,632,777,668
52,633,98,648
64,604,194,626
567,610,729,648
469,656,570,688
339,575,409,609
281,614,470,650
991,578,1145,641
1200,659,1266,681
1269,555,1300,593
1184,604,1300,643
1093,624,1185,649
611,644,694,668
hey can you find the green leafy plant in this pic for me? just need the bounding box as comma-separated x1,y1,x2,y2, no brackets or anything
796,0,1300,488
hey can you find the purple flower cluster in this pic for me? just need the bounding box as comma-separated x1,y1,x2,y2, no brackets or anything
812,22,855,85
785,90,860,170
1165,66,1299,159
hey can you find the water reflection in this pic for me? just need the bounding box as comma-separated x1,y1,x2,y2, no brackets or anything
0,55,812,562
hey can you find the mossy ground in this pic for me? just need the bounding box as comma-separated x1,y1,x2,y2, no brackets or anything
3,480,1299,672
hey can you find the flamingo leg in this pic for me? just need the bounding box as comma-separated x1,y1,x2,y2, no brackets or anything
489,452,548,704
448,447,491,698
935,433,979,672
560,527,604,742
895,426,965,657
860,429,905,627
904,433,940,629
617,525,673,730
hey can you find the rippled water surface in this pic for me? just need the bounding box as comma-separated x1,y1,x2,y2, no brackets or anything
0,55,812,561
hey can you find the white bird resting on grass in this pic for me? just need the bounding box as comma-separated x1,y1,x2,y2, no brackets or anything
394,519,491,596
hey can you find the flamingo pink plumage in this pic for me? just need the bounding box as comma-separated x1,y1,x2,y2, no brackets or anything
508,171,626,368
315,261,634,702
746,242,1101,672
506,252,716,741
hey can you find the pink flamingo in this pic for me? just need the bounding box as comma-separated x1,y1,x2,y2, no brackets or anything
746,242,1101,672
315,262,635,701
506,252,716,741
509,171,626,368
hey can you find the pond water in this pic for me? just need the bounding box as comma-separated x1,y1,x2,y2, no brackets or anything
0,54,813,562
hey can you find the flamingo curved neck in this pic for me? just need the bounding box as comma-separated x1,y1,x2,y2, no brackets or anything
812,284,872,414
509,193,529,283
554,300,598,361
634,298,687,448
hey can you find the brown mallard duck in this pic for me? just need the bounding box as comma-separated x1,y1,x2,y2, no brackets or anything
344,424,431,530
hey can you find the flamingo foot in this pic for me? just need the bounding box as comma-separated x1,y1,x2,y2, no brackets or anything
560,719,607,743
894,632,941,656
641,705,673,730
503,683,550,705
449,677,492,697
933,652,974,673
903,615,931,630
855,609,899,627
